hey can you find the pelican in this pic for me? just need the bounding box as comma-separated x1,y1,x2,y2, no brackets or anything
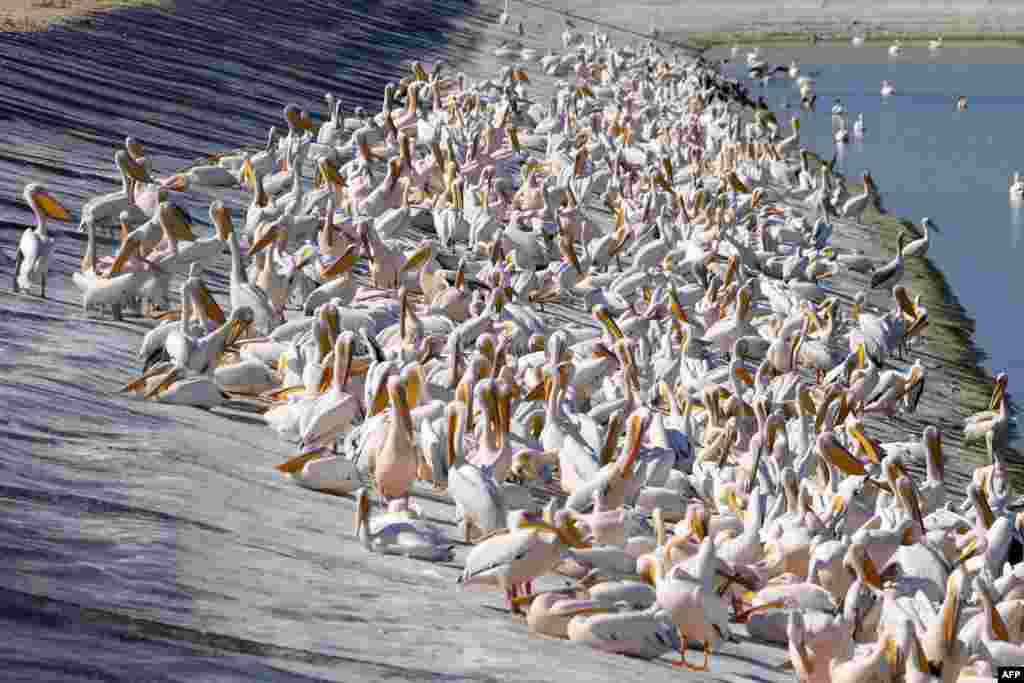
14,184,72,298
903,217,940,258
1013,172,1024,199
853,114,866,138
353,488,454,561
880,80,895,97
956,95,968,111
870,232,905,290
297,331,359,451
888,40,903,57
446,401,509,542
223,206,281,336
929,36,944,52
459,513,585,614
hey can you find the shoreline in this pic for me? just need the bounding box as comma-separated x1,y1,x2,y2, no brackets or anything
0,0,1018,680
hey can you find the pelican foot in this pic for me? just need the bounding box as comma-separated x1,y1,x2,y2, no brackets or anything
674,633,711,672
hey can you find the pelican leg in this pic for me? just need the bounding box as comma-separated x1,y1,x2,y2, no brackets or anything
111,303,122,322
40,274,46,299
673,633,711,672
12,250,22,293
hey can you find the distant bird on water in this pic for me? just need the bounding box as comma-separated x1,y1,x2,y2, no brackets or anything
956,95,968,111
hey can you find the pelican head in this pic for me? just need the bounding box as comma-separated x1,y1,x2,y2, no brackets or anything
284,103,315,132
24,183,71,222
922,216,940,233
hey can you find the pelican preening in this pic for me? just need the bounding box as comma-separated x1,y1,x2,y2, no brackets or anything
4,26,1018,683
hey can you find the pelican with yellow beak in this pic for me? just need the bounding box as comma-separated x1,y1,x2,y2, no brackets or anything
964,372,1010,452
458,511,586,614
446,401,509,542
13,184,71,298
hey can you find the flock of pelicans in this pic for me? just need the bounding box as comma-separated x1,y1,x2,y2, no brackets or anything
5,13,1024,682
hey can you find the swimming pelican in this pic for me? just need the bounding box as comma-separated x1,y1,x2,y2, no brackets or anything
956,95,968,111
880,80,895,97
902,217,941,258
1012,172,1024,199
853,114,866,138
13,183,72,298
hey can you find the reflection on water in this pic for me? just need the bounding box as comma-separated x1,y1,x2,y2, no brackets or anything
1011,198,1024,250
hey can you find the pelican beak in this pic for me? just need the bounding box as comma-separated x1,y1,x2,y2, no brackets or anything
320,158,346,190
990,376,1007,411
856,343,866,370
734,365,755,387
228,315,252,347
508,127,521,153
321,245,359,280
163,175,189,193
766,421,779,453
36,192,72,221
354,488,370,534
118,364,173,393
399,243,433,276
192,282,225,327
108,237,138,276
213,204,234,241
847,423,880,465
861,550,883,589
822,436,868,476
593,306,624,340
143,367,181,399
927,430,944,483
276,447,328,475
248,224,280,256
942,574,962,651
159,203,196,242
691,509,707,541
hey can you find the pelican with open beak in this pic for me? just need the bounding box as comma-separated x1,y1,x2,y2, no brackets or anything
14,184,72,298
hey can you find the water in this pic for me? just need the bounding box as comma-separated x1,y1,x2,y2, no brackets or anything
721,45,1024,385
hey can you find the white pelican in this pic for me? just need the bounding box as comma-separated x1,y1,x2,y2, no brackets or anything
929,36,943,51
851,33,865,47
297,331,359,451
459,513,585,614
880,80,895,97
853,114,866,138
870,232,906,290
956,95,968,111
1012,172,1024,199
902,217,940,258
498,0,510,25
13,183,71,298
446,402,508,542
353,488,454,561
223,208,281,336
788,60,800,79
888,40,903,57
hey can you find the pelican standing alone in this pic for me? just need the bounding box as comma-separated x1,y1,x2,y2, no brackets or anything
13,184,72,298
